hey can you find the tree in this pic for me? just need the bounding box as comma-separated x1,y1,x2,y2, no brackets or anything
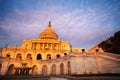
98,31,120,54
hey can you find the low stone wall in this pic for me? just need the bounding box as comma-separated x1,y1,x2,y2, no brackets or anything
1,52,120,76
100,52,120,61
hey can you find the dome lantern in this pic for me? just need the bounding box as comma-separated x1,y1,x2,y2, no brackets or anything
48,21,51,28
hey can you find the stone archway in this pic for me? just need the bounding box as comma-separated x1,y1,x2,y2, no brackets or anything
7,64,15,75
60,63,64,75
67,61,71,75
42,65,47,76
51,64,56,75
32,65,38,75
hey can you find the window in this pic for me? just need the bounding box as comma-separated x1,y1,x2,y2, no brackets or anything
60,63,64,75
82,49,85,52
16,54,22,59
64,53,67,56
6,53,10,58
56,54,60,58
37,54,42,60
26,54,32,60
47,54,51,60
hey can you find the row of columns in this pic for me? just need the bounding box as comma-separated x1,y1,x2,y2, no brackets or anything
32,43,61,50
14,68,32,75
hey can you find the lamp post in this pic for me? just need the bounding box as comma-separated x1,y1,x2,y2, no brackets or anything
82,49,85,52
95,49,99,57
82,48,86,55
96,49,99,52
82,48,86,74
95,49,100,74
70,44,72,52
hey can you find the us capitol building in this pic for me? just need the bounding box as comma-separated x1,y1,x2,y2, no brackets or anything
0,22,120,76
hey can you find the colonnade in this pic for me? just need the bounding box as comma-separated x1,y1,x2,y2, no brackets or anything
32,42,61,50
6,61,71,76
14,68,32,75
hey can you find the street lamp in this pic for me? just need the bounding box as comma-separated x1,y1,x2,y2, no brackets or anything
95,49,99,56
82,49,86,55
70,44,72,52
95,49,100,74
82,49,85,53
82,48,86,74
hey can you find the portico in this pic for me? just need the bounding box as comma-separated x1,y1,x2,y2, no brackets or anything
14,63,32,75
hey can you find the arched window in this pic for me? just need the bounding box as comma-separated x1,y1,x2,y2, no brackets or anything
26,54,32,60
7,64,15,75
16,54,22,59
6,53,10,58
56,54,60,58
82,49,85,52
64,53,67,56
32,65,38,75
51,64,56,75
42,65,47,76
67,61,71,75
37,54,42,60
60,63,64,75
47,54,51,60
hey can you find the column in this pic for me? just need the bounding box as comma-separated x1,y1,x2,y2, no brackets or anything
33,43,36,50
32,43,34,49
55,43,57,50
36,43,39,50
52,43,55,50
15,69,19,75
26,69,29,75
34,43,36,50
45,43,46,50
57,43,59,50
40,43,42,50
36,43,37,50
46,43,48,50
47,43,49,50
58,44,60,51
50,43,52,50
51,43,53,50
43,43,45,50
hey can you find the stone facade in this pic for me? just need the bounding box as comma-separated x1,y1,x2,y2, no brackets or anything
2,22,71,61
0,22,120,76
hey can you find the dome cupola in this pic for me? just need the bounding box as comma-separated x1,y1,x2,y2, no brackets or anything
39,22,58,39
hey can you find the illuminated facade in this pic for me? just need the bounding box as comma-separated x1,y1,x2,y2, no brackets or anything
0,22,120,76
2,22,70,60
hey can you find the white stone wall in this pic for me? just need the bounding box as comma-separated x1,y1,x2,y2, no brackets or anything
0,53,120,75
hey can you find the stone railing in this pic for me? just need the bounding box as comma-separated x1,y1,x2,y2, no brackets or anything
100,52,120,61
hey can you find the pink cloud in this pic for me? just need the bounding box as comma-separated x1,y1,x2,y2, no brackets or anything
0,7,119,49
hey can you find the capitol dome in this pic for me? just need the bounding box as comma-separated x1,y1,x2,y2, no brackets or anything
39,22,58,39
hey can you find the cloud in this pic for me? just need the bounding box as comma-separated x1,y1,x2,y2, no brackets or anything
0,3,120,49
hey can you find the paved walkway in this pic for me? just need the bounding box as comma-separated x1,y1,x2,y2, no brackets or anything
0,75,120,80
49,77,68,80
